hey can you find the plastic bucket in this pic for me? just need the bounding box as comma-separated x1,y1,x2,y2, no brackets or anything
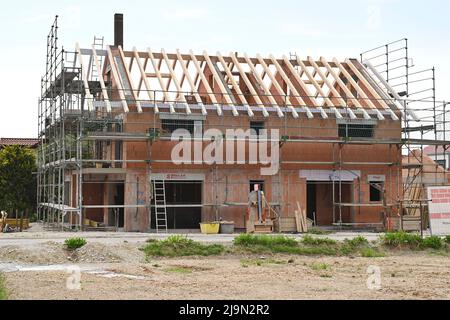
220,223,235,234
200,223,220,234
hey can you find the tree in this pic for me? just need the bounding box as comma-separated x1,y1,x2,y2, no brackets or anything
0,145,37,212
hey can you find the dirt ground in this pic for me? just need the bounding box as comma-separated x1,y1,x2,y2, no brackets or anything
1,239,450,300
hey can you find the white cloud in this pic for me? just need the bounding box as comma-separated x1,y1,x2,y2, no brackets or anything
278,22,329,38
162,8,209,21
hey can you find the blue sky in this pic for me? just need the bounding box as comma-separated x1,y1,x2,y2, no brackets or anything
0,0,449,137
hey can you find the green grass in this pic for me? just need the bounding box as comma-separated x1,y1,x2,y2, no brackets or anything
310,262,330,271
445,235,450,244
344,236,369,248
381,232,446,250
142,235,225,257
234,234,298,247
301,235,337,246
360,247,386,258
0,273,7,300
64,237,87,250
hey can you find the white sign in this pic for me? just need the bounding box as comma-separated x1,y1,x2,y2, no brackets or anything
427,186,450,236
151,173,205,181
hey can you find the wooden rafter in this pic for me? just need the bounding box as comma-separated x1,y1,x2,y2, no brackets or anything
230,52,269,117
244,53,283,117
106,46,129,113
258,54,299,118
217,51,254,116
176,49,207,115
162,49,191,114
118,46,142,113
75,43,94,111
92,45,112,113
189,50,222,116
333,58,384,120
148,48,175,113
345,59,398,120
320,57,370,120
203,50,238,116
133,47,158,113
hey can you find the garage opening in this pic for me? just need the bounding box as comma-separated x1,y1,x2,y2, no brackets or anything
151,180,202,229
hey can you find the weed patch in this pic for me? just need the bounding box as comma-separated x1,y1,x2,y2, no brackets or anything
64,238,87,250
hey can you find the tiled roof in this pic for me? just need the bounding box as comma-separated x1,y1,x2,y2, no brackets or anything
0,138,39,147
423,145,448,155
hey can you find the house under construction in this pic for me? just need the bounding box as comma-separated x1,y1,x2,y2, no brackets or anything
37,14,450,233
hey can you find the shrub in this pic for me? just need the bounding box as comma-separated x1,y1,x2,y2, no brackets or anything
301,235,337,246
143,235,224,257
422,236,444,250
381,232,423,249
345,236,369,248
445,235,450,244
64,237,87,250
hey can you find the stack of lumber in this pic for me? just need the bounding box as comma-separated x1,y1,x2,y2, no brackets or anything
294,202,308,233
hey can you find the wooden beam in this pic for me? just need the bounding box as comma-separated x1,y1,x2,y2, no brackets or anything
230,52,269,117
133,48,158,113
75,43,94,111
345,59,398,120
320,57,369,119
106,46,129,113
333,58,384,120
148,48,175,113
189,50,222,116
118,46,142,113
92,45,112,113
203,50,238,116
244,53,283,117
176,49,207,115
258,54,300,118
162,49,191,114
217,51,254,116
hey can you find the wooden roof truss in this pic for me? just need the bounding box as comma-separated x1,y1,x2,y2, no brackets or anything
73,46,412,120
